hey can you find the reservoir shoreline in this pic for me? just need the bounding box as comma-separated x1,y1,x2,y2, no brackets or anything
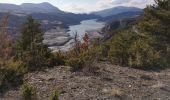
43,19,105,52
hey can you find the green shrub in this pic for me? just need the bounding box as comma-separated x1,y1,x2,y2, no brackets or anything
107,0,170,69
66,46,101,72
108,30,158,68
21,84,37,100
0,60,24,90
108,30,170,69
128,38,159,68
54,51,66,66
50,90,59,100
67,57,85,71
101,43,110,58
19,45,57,71
108,31,138,66
15,16,57,71
0,68,23,89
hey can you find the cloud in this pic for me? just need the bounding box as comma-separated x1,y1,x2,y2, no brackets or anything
63,4,86,13
0,0,155,13
62,0,154,13
63,3,95,13
96,0,155,9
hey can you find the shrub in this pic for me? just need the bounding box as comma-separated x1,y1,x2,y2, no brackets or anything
21,84,37,100
127,38,161,68
0,67,23,89
15,16,57,71
0,59,23,90
67,57,85,71
101,43,110,58
107,0,170,69
50,90,59,100
66,46,101,72
108,30,169,69
23,44,58,71
66,32,102,72
108,31,138,66
54,51,66,66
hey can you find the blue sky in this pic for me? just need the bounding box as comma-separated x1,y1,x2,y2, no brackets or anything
0,0,155,13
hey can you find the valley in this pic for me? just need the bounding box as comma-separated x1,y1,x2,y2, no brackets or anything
2,1,168,100
0,3,141,51
43,19,105,51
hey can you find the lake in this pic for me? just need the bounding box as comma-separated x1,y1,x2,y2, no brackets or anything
46,19,105,52
68,19,105,39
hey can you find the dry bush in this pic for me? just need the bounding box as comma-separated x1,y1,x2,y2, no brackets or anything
111,88,123,97
0,14,12,61
66,33,101,72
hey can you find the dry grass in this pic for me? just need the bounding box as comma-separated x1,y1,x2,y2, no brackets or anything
111,87,123,97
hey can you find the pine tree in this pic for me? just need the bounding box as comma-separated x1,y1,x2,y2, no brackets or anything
18,16,54,71
139,0,170,47
108,30,138,66
138,0,170,67
20,16,43,51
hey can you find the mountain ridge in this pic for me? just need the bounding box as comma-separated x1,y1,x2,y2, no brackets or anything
92,6,142,17
0,2,62,14
0,2,142,35
0,3,142,15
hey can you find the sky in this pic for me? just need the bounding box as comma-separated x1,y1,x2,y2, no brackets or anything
0,0,155,13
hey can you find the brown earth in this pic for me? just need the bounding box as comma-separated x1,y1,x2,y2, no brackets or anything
1,61,170,100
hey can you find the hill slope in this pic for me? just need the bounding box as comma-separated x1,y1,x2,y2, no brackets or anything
93,6,142,17
2,61,170,100
99,11,143,22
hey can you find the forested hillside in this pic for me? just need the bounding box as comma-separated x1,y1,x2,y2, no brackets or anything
107,0,170,68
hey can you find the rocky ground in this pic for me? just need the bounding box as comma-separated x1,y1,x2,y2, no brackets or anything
1,61,170,100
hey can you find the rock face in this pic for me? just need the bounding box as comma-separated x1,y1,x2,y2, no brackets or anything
43,27,72,51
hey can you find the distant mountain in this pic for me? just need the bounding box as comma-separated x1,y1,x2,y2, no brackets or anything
0,2,63,14
0,3,100,35
0,4,21,13
99,11,143,22
97,7,143,41
93,6,142,17
20,2,63,14
0,2,99,25
0,3,143,37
